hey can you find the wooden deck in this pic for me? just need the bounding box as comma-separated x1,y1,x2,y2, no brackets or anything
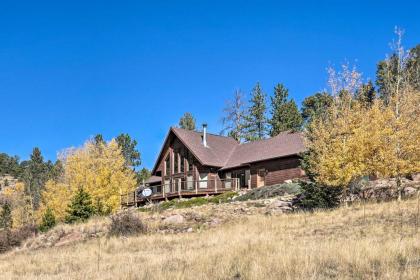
121,179,240,207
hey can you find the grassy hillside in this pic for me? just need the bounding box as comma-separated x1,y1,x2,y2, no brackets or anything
1,198,419,279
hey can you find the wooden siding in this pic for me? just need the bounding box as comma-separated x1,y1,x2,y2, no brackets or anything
249,156,304,188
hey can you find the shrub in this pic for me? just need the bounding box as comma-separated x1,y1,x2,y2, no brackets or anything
0,200,13,230
156,192,238,210
208,191,237,203
39,207,56,232
296,180,342,210
0,224,37,254
109,211,147,237
65,188,95,224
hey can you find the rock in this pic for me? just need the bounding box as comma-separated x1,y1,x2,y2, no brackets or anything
163,214,185,224
269,200,292,208
404,186,418,196
210,218,221,226
187,227,193,233
412,173,420,182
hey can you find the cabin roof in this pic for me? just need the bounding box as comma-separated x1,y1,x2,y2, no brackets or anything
151,127,305,173
221,131,306,170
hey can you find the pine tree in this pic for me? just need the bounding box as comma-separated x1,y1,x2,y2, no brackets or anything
244,83,268,141
355,80,376,107
179,112,196,131
269,83,303,136
39,207,56,232
137,167,151,184
0,201,13,230
116,133,141,169
65,188,95,224
94,134,105,146
23,148,48,211
301,92,334,124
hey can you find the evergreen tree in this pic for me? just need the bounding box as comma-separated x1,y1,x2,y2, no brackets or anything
39,207,56,232
179,112,196,131
355,80,376,107
94,134,105,146
0,153,22,178
301,92,334,124
137,167,151,184
22,148,48,211
65,188,95,224
244,83,268,141
269,83,303,136
221,89,247,142
376,43,419,103
116,133,141,169
0,201,13,230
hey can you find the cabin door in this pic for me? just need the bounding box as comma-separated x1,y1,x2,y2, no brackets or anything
257,169,266,188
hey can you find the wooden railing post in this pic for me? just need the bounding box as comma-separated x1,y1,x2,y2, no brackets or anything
195,180,198,194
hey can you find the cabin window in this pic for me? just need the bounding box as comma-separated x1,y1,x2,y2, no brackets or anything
164,179,170,193
174,151,179,173
225,172,232,189
187,175,194,190
180,155,185,173
165,155,170,176
187,152,193,172
199,173,208,188
245,169,251,187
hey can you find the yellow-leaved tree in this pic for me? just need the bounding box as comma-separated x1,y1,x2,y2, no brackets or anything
38,139,137,222
2,182,34,228
306,52,419,193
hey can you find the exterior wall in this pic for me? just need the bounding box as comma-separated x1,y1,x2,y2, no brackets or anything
249,156,304,188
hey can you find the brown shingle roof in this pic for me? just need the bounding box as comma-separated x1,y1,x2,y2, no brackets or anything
172,127,238,167
145,175,162,184
221,131,306,170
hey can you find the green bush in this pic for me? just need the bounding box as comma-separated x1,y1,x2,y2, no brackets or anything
65,188,95,224
0,200,13,230
39,207,56,232
296,181,342,210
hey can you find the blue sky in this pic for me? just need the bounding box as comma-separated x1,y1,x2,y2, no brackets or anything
1,1,419,169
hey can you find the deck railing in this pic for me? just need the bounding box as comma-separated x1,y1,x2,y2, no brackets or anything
121,178,239,206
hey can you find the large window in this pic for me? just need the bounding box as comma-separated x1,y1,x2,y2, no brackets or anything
180,154,185,173
225,172,232,189
174,151,179,173
187,151,193,172
165,155,170,176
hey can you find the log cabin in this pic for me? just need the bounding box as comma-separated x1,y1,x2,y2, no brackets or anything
122,124,306,206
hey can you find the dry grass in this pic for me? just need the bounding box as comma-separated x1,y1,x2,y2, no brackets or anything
1,198,420,279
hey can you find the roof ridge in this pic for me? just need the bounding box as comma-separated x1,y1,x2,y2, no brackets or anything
238,131,299,146
172,126,239,142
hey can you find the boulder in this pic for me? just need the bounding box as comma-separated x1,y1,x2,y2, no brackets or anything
163,214,185,224
269,200,292,208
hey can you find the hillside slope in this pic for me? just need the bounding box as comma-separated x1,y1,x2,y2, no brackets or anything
1,198,419,279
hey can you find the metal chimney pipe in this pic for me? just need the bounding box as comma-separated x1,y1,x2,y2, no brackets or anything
202,123,208,147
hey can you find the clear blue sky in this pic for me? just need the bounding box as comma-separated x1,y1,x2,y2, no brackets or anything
1,1,419,169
